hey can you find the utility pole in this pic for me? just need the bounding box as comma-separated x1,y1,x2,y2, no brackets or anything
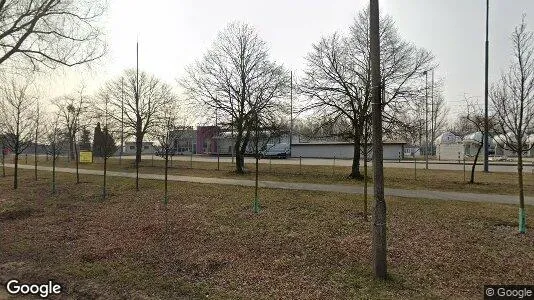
290,71,293,153
230,90,234,164
120,78,124,166
370,0,387,280
483,0,490,172
431,70,435,156
423,71,428,170
135,40,140,191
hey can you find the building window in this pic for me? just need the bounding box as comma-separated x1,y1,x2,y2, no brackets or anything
144,145,149,149
130,146,135,150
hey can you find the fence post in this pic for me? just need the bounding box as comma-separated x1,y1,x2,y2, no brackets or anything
333,155,336,175
217,151,220,171
269,157,272,172
463,157,466,182
398,152,401,163
458,152,460,164
190,151,193,169
414,155,417,180
299,156,302,174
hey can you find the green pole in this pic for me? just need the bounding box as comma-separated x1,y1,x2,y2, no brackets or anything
519,208,526,233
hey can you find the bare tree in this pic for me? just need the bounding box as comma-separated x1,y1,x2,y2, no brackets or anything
491,17,534,234
300,7,433,179
99,70,176,185
0,0,107,70
154,105,179,205
180,21,289,174
56,86,90,160
56,86,90,183
45,113,64,194
0,79,36,189
456,97,498,184
33,99,42,180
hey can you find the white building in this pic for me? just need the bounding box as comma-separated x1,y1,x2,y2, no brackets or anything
493,133,534,157
434,132,463,160
290,142,405,160
123,141,155,155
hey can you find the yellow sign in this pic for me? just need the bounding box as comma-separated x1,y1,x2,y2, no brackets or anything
79,151,93,163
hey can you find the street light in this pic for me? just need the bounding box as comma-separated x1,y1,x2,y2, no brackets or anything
484,0,490,172
423,70,428,170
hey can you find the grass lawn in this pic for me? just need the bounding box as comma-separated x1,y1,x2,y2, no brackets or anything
9,154,534,196
0,170,533,299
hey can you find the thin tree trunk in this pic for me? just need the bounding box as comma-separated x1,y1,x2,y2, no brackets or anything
136,132,142,191
13,153,18,189
52,151,56,194
470,143,483,184
363,138,369,221
103,156,107,200
75,140,79,184
164,152,168,205
69,136,75,161
34,123,38,180
1,143,5,177
518,150,526,233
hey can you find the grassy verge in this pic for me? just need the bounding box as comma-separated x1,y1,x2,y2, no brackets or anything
0,170,533,299
8,155,534,196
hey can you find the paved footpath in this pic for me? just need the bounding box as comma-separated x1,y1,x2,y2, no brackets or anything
5,164,534,206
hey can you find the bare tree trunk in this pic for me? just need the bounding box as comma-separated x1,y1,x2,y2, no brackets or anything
75,141,80,184
34,123,38,181
135,129,143,191
1,144,5,177
13,153,18,189
363,138,369,221
470,143,483,184
350,131,364,179
234,137,245,173
102,156,107,200
518,150,526,233
370,0,387,280
52,150,56,194
235,128,250,174
69,136,75,161
164,152,168,205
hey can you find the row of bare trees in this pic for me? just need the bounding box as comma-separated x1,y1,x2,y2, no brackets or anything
447,17,534,234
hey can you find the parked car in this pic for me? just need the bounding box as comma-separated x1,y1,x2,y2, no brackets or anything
261,143,290,159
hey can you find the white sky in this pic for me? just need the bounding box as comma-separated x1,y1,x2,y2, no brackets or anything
42,0,534,123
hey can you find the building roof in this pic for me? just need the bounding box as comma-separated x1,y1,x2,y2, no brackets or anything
292,141,406,146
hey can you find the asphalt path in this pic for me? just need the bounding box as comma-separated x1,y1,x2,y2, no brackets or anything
5,163,533,206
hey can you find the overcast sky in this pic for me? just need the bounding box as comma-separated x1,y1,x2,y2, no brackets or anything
46,0,534,122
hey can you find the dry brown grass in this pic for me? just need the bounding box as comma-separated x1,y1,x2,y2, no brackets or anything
14,155,534,196
0,170,533,299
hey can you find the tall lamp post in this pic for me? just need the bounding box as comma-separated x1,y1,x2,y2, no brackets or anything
483,0,490,172
423,71,428,170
